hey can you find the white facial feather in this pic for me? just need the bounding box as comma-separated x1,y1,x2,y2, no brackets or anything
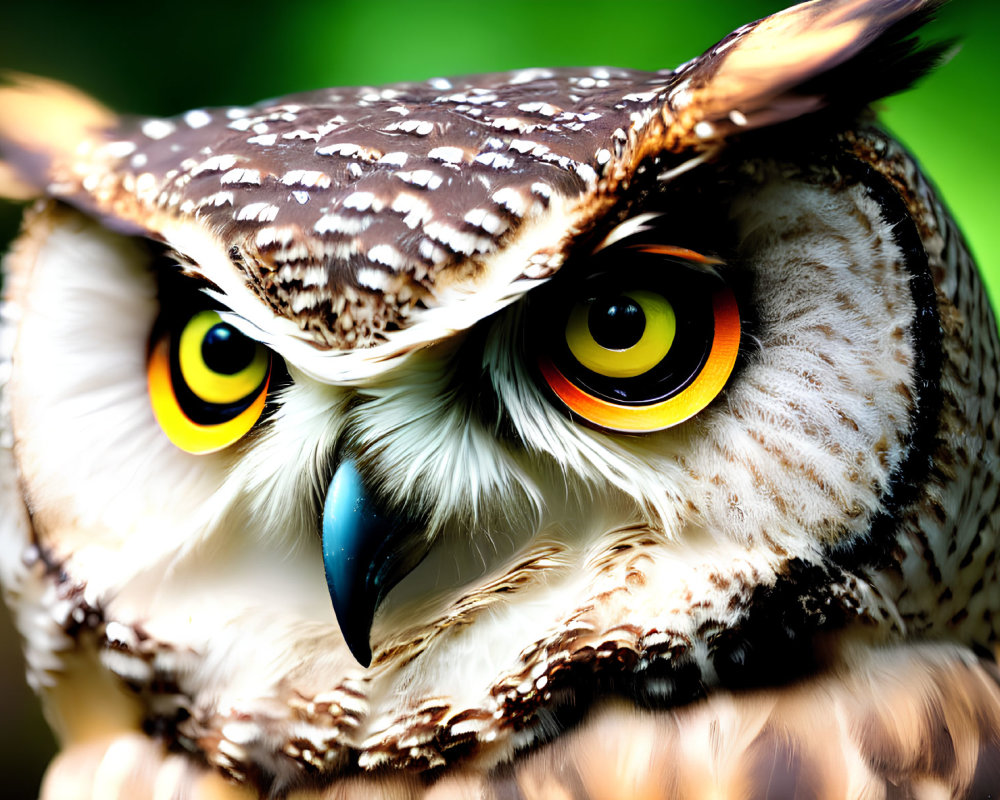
8,211,234,573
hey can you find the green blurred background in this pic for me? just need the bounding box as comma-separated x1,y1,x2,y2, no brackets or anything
0,1,996,797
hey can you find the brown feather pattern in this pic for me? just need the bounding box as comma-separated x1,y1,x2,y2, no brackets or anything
0,0,946,354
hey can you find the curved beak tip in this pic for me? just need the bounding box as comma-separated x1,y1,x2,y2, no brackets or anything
321,457,429,669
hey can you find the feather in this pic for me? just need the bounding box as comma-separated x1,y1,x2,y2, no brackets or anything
660,0,951,150
0,73,116,198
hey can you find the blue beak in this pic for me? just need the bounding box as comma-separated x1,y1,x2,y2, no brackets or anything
321,458,429,667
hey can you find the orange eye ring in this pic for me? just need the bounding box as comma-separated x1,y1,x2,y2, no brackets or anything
539,285,740,433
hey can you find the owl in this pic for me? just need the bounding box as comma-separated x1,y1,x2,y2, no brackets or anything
1,0,998,797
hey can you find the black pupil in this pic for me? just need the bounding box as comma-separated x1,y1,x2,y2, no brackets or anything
202,323,257,375
588,295,646,350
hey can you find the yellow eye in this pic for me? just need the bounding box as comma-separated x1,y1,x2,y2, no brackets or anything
537,254,741,433
148,310,271,454
178,311,270,404
565,290,676,378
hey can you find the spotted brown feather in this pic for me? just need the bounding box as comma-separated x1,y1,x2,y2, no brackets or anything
0,0,947,355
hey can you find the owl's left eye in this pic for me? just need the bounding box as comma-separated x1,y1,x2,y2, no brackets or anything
536,246,741,433
148,309,272,454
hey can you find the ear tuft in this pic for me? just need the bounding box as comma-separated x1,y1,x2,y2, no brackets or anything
667,0,950,146
0,73,116,199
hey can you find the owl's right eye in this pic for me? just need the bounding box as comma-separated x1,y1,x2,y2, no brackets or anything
148,309,272,454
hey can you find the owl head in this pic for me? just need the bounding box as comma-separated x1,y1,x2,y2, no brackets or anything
1,0,998,796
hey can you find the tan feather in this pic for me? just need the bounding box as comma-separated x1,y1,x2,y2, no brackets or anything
661,0,948,149
36,645,1000,799
486,645,1000,799
0,73,116,198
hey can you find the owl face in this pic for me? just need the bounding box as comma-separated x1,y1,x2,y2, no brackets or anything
1,0,998,792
